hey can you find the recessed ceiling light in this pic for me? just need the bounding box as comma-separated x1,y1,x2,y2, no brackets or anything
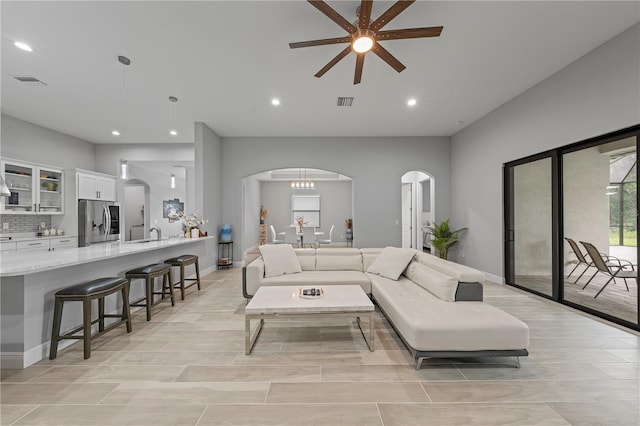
14,41,32,52
111,130,120,136
407,98,417,106
271,98,280,106
169,130,178,136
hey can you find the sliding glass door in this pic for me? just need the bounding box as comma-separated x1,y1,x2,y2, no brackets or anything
563,136,638,326
505,125,639,330
504,155,555,297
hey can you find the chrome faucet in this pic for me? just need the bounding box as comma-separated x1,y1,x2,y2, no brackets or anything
150,226,162,241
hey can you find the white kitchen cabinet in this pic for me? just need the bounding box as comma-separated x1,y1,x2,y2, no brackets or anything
77,170,116,201
49,236,77,250
6,236,77,252
1,159,64,215
17,240,49,250
0,241,17,251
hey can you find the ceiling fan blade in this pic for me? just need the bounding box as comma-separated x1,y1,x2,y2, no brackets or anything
372,43,406,73
314,46,352,78
377,26,443,41
370,0,415,32
358,0,373,30
308,0,357,34
289,36,352,49
354,53,365,84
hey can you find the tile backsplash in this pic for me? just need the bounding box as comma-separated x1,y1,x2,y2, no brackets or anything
0,215,51,234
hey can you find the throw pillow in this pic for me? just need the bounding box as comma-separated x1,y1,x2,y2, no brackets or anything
259,244,302,278
404,261,459,301
366,246,416,280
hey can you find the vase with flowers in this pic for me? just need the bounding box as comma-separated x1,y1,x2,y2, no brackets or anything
259,205,268,224
345,218,353,241
178,211,208,238
295,216,307,234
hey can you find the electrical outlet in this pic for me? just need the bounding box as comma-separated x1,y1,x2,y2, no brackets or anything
395,219,400,225
2,222,9,230
40,222,46,228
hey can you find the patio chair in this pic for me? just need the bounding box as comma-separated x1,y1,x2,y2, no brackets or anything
579,241,636,298
565,237,593,283
565,237,626,285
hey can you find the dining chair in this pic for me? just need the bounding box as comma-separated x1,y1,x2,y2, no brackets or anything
317,225,334,247
270,225,284,244
302,227,316,248
579,241,636,298
284,227,300,247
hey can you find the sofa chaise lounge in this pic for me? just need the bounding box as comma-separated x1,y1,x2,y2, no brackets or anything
242,246,529,368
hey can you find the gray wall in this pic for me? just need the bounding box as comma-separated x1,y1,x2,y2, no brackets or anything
260,180,352,244
450,23,640,280
195,122,222,261
1,114,95,170
221,136,451,256
243,175,261,249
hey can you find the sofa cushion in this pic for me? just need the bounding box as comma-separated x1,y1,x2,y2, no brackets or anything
262,271,371,294
316,248,363,271
370,275,529,352
295,248,316,271
413,251,484,283
404,261,458,301
259,244,302,278
361,248,383,271
366,247,417,280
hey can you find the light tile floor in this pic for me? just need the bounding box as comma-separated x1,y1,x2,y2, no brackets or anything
1,268,639,425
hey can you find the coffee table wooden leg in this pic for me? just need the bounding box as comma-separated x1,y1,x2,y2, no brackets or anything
245,316,264,355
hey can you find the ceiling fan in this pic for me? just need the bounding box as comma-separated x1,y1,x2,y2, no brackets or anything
289,0,443,84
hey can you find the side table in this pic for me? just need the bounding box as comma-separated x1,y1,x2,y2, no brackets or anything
218,241,233,269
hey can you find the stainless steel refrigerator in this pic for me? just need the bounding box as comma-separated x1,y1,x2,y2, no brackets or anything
78,199,121,246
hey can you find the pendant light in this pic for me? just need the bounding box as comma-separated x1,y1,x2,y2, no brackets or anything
169,96,178,136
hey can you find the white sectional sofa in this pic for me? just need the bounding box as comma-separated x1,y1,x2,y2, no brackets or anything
242,246,529,368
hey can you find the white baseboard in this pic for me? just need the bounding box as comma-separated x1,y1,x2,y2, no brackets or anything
2,338,79,369
484,271,505,284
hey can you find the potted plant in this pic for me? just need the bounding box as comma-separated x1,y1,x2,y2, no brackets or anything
426,219,467,260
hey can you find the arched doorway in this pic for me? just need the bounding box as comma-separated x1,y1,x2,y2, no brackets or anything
401,171,434,250
241,168,354,255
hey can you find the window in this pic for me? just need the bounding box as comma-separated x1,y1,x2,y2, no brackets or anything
292,195,320,227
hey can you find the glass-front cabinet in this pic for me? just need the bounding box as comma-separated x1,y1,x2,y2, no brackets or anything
1,159,64,214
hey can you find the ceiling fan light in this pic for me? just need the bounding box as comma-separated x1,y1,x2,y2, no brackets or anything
352,29,375,53
352,34,374,53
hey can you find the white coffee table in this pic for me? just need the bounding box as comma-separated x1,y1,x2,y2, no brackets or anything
244,285,375,354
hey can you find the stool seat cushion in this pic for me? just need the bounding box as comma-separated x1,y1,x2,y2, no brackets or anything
165,255,198,265
126,263,171,275
55,277,127,296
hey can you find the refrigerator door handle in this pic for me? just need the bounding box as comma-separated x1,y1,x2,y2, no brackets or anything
104,205,110,239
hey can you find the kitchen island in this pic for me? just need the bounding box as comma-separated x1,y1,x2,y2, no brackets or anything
0,236,217,368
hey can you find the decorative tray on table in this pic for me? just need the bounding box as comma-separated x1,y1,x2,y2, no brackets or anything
298,287,324,299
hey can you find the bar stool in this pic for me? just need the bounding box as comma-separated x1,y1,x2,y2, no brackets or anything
125,263,174,321
49,277,132,360
164,254,201,300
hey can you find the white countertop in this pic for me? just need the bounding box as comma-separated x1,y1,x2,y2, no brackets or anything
0,236,214,277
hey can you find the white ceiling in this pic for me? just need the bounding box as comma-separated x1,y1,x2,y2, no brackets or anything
2,1,638,145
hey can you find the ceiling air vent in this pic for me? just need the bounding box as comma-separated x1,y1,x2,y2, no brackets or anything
337,97,354,107
13,76,47,86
